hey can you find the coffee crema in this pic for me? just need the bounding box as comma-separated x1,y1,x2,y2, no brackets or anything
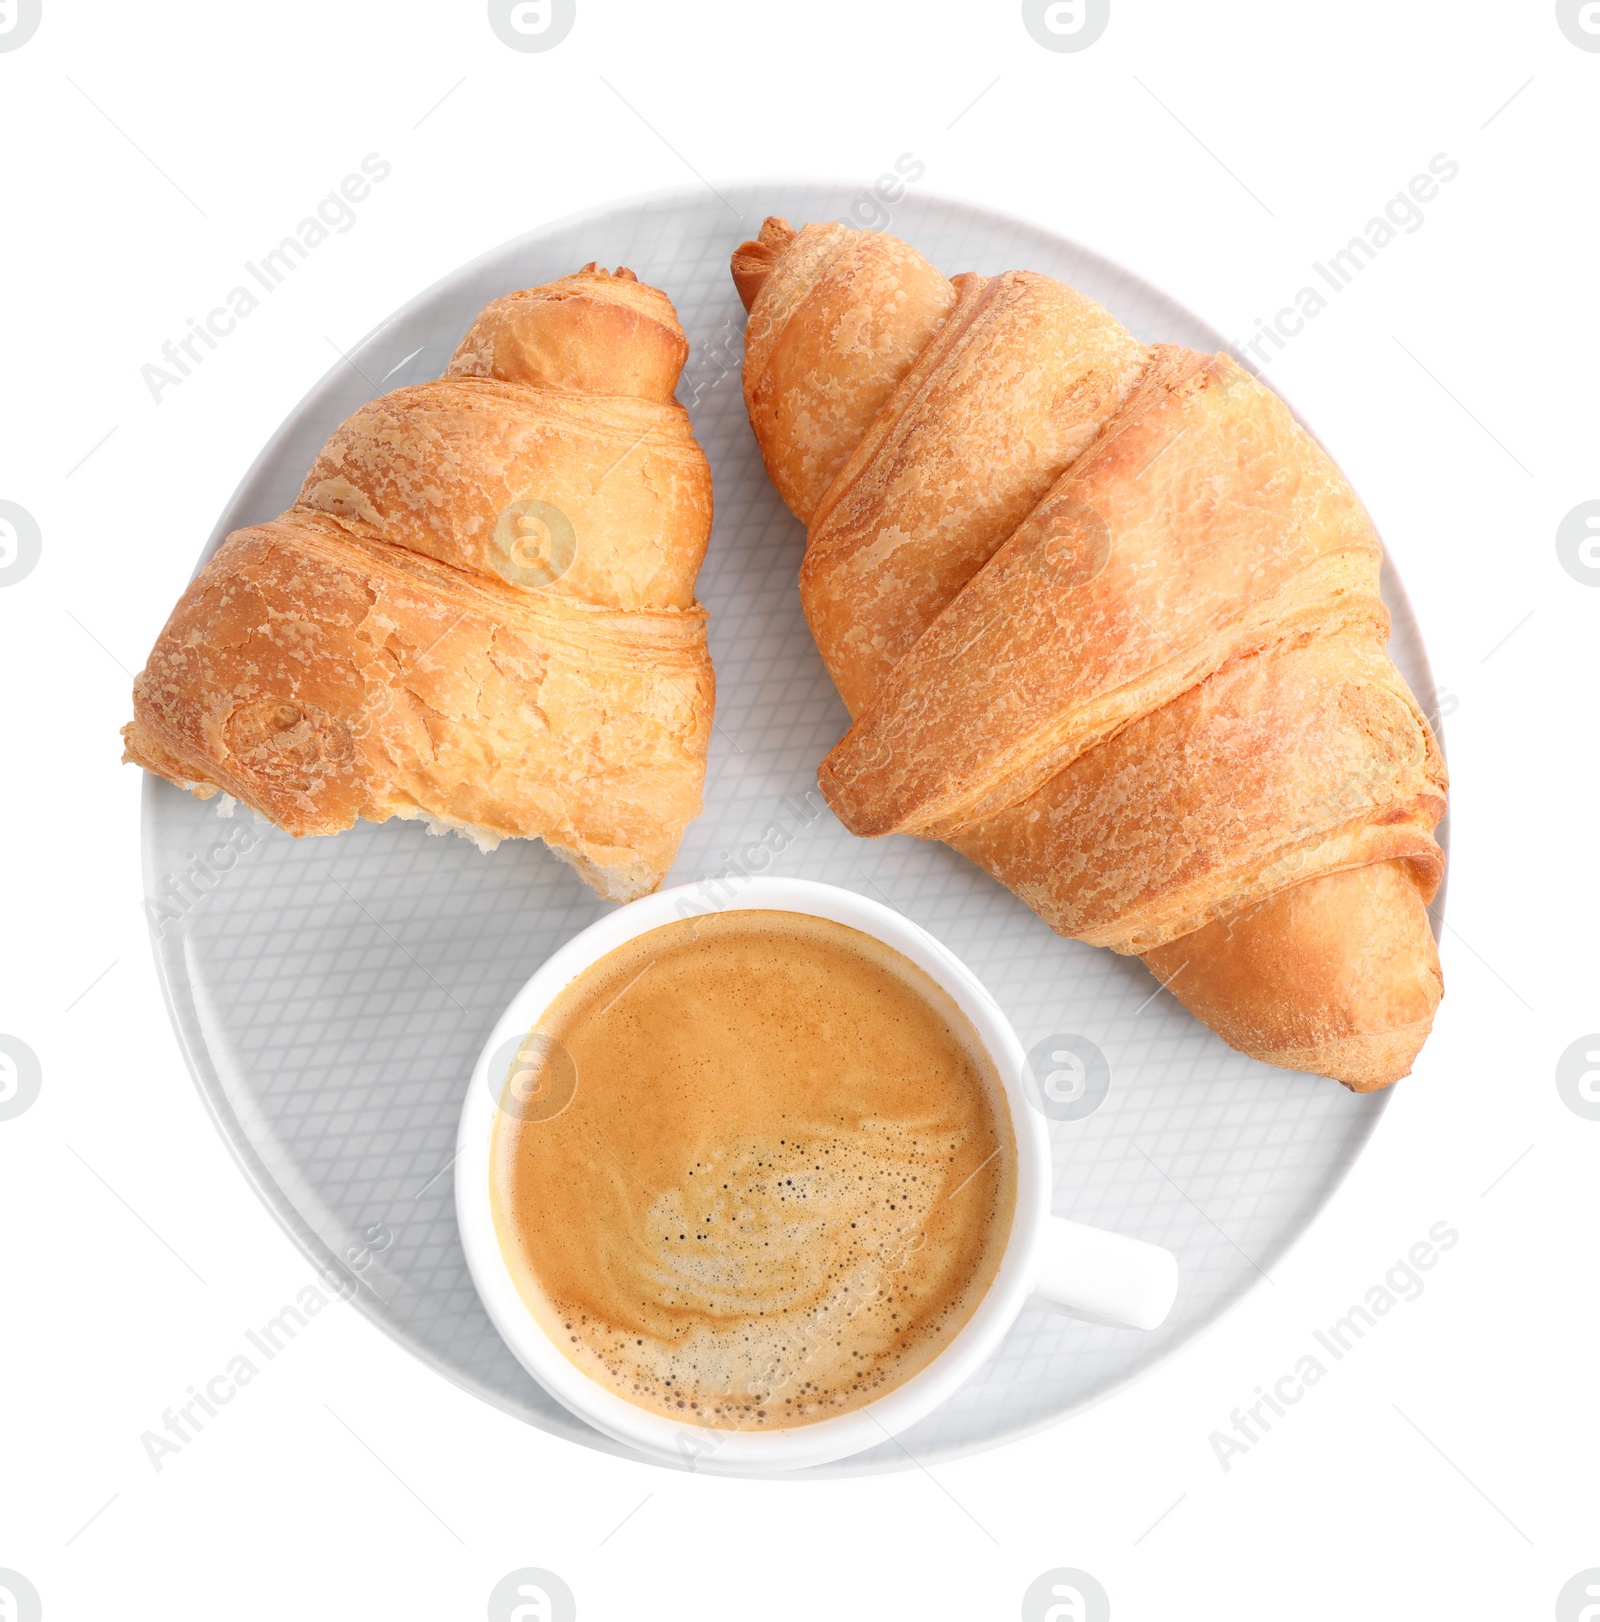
490,909,1017,1430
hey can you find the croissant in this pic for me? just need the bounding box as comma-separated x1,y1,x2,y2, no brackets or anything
732,218,1446,1090
123,266,716,903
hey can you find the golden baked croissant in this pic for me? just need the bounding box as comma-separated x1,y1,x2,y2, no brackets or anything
124,266,715,902
732,218,1446,1090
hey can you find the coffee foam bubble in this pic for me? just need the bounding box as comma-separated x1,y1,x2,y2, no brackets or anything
551,1119,995,1423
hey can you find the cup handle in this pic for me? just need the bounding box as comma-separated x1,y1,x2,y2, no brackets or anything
1030,1216,1179,1331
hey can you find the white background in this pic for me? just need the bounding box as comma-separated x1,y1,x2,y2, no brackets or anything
1,2,1595,1617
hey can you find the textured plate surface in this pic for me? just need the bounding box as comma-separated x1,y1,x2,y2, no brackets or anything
141,182,1443,1475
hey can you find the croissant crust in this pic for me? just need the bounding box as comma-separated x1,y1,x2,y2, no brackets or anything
733,219,1446,1088
125,267,715,901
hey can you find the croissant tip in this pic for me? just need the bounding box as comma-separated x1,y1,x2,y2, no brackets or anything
572,261,640,284
730,258,765,313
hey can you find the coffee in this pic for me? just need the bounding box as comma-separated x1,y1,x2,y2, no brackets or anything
490,909,1016,1430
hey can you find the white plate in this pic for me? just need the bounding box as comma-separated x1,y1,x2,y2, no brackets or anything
140,181,1445,1475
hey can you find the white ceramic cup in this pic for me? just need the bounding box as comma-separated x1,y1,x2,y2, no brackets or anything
456,877,1178,1475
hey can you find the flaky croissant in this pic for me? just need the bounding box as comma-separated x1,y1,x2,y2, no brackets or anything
732,218,1446,1090
124,266,715,902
